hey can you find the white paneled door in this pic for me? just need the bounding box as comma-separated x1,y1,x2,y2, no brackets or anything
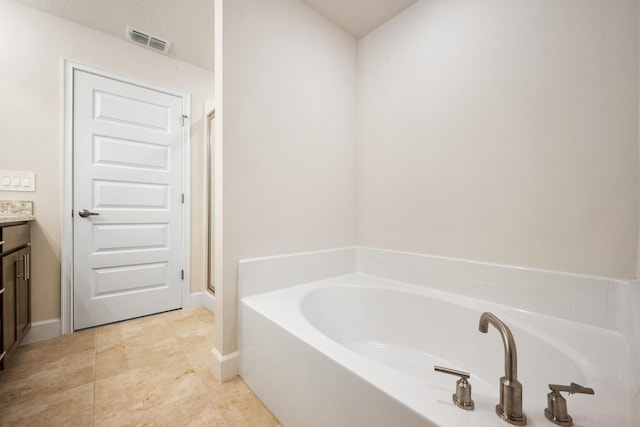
73,70,185,330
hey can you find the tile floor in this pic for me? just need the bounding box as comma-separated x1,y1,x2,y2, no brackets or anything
0,307,281,426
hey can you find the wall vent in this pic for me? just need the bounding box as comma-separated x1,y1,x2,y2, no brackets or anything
126,26,171,54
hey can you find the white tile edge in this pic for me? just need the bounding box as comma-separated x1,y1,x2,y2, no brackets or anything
238,246,357,264
356,246,629,282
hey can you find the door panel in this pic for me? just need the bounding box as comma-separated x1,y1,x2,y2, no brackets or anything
94,90,171,131
92,223,169,252
93,262,168,296
94,136,170,170
73,70,184,330
93,180,170,208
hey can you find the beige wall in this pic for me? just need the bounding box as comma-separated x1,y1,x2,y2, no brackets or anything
358,0,639,279
217,0,358,353
0,0,214,323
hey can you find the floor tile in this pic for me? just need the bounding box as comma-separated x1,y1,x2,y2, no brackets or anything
95,325,183,381
7,327,95,368
168,307,215,348
94,353,209,426
213,378,281,426
186,401,228,427
0,347,95,408
0,307,280,427
95,313,171,351
0,382,93,427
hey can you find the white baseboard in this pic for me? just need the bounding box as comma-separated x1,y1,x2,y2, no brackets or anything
212,347,239,382
200,290,215,314
21,293,213,346
187,290,215,314
21,318,61,344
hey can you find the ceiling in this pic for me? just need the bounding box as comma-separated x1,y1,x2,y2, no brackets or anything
9,0,417,71
9,0,216,70
299,0,417,39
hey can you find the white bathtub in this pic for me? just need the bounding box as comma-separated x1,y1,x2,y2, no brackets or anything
239,273,639,427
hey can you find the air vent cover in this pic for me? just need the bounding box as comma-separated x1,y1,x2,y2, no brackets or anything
126,26,171,54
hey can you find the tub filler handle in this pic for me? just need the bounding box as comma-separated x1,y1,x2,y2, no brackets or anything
544,383,594,427
434,366,475,410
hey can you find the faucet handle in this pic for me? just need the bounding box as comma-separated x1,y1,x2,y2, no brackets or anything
549,383,594,396
434,366,474,410
545,383,595,427
434,366,470,379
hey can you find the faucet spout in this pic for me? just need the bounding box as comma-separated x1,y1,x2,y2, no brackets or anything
479,312,518,381
479,312,527,426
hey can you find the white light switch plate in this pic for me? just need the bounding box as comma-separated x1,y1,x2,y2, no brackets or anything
0,170,36,192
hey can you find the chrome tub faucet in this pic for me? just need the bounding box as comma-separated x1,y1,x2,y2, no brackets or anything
479,312,527,426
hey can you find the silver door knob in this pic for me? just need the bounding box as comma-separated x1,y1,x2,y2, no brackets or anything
78,209,100,218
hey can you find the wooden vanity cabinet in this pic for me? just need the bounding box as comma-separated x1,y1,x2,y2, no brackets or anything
0,222,31,369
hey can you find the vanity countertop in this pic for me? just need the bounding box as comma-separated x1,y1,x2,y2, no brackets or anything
0,214,35,224
0,200,34,224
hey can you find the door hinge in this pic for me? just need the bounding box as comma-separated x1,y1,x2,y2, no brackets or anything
181,270,184,280
181,193,185,204
180,114,189,127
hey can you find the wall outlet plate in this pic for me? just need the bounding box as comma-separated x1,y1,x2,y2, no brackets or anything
0,171,35,192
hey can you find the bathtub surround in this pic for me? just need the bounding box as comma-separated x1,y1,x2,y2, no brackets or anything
240,247,636,335
238,247,639,426
238,247,356,299
359,247,636,334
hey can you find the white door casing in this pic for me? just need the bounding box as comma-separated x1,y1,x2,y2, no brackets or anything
72,69,186,330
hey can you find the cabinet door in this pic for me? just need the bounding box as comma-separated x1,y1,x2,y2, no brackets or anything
2,251,19,356
16,248,30,341
0,276,4,368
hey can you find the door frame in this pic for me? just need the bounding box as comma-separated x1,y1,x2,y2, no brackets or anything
61,60,191,334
